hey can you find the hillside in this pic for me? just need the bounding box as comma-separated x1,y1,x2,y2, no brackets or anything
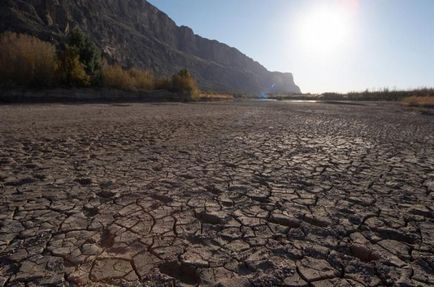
0,0,300,95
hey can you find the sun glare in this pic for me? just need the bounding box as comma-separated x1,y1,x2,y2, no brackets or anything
295,3,354,55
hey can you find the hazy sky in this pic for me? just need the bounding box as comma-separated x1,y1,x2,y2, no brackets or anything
148,0,434,93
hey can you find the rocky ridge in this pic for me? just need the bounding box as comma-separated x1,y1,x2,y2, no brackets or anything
0,0,301,95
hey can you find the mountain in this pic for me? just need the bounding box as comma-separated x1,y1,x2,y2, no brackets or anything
0,0,301,95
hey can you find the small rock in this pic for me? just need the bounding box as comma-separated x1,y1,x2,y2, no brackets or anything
269,213,300,228
196,211,227,225
350,244,380,262
75,178,93,186
81,243,101,256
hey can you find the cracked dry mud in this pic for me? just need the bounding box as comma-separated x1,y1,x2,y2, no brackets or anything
0,101,433,287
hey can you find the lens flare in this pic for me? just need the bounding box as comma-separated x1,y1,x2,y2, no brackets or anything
294,1,356,55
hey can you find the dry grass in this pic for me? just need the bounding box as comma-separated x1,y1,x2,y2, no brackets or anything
321,88,434,101
102,66,201,100
196,93,234,101
154,78,172,91
402,96,434,108
102,65,156,91
169,69,200,99
129,68,155,90
0,32,58,87
102,65,135,90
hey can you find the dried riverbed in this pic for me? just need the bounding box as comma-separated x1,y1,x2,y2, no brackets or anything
0,101,433,286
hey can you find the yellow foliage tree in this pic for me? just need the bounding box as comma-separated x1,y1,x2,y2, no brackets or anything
101,64,155,91
128,68,155,90
101,64,134,90
171,69,200,99
0,32,58,87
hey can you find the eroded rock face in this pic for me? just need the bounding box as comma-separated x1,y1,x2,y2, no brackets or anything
0,101,433,286
0,0,301,95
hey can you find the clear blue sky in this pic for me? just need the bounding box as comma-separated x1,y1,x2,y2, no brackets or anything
148,0,434,93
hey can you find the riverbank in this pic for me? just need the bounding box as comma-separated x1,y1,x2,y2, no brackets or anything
0,88,233,104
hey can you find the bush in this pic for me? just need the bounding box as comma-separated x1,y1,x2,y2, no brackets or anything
0,32,58,87
321,88,434,101
170,69,200,99
101,66,201,98
0,32,202,99
402,96,434,108
102,64,134,90
67,28,101,80
57,47,90,87
154,78,172,91
102,64,155,91
128,68,155,90
53,28,101,87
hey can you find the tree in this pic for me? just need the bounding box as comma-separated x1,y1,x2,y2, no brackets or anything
57,47,90,87
0,32,58,87
67,28,101,81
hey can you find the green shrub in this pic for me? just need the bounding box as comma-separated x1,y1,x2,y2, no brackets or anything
57,47,90,87
68,28,101,80
56,29,103,87
0,32,58,87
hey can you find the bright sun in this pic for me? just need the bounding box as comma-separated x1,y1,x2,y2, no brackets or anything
295,3,354,55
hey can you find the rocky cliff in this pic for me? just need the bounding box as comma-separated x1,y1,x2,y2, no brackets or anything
0,0,301,95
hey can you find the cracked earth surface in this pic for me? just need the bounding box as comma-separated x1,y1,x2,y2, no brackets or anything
0,101,433,287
